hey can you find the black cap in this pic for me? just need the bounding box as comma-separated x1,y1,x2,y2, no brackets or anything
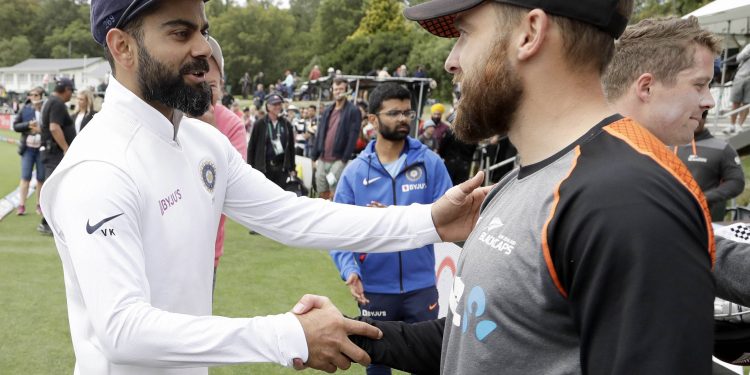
55,78,75,91
90,0,209,46
404,0,628,39
266,94,283,105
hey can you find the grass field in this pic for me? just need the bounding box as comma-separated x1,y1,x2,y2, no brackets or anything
0,128,385,374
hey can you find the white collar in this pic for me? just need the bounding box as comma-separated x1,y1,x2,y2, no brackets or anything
103,77,184,141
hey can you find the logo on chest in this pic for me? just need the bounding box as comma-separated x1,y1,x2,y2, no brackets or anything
687,154,708,163
200,159,217,193
477,217,516,255
159,189,183,216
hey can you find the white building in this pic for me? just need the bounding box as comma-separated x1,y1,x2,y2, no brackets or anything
0,57,110,93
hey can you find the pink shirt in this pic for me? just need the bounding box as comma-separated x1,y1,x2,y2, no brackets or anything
213,104,248,267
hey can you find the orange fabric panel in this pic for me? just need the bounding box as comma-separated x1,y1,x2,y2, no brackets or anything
604,118,716,266
541,147,582,298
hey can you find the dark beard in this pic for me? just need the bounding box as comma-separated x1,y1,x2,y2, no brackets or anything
137,45,211,117
452,35,523,143
379,122,409,141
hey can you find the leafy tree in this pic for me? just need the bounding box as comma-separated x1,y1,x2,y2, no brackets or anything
351,0,408,37
209,2,299,92
0,36,32,67
43,18,101,59
0,0,40,41
406,29,454,100
289,0,322,33
31,0,87,57
631,0,711,23
323,31,412,75
311,0,364,52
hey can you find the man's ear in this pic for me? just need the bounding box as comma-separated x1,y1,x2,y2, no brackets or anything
516,9,549,62
634,73,655,103
105,28,137,71
368,114,379,128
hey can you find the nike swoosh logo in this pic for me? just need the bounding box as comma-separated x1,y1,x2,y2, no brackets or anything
428,303,438,311
363,176,382,186
86,213,124,234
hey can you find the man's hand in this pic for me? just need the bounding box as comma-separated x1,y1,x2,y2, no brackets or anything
290,295,382,373
432,171,492,242
346,274,369,305
366,200,386,208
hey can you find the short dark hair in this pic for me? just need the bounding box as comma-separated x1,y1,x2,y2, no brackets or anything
308,105,317,111
356,100,368,113
103,10,146,75
332,77,348,88
368,83,411,114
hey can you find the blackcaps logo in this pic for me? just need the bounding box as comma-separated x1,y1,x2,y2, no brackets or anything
405,166,423,182
200,160,216,193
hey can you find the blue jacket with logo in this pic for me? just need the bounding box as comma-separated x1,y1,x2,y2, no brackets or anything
330,137,453,293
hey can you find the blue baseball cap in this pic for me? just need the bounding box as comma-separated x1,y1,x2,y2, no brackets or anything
90,0,209,46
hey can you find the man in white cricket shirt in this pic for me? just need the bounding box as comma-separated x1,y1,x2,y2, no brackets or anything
39,0,490,374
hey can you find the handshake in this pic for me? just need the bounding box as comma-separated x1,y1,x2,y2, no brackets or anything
290,294,381,373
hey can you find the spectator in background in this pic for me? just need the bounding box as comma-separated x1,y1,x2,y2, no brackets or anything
240,72,251,99
253,71,264,88
13,87,46,216
220,87,234,108
242,106,255,135
675,111,744,221
311,77,362,199
284,69,295,99
290,105,308,156
418,122,437,151
39,78,75,235
425,103,450,153
73,89,97,134
198,36,249,280
725,43,750,134
394,65,408,78
414,65,427,78
378,67,391,79
330,83,452,375
305,104,319,157
354,100,370,154
253,83,266,110
309,65,322,81
248,93,296,187
438,124,477,186
231,101,242,118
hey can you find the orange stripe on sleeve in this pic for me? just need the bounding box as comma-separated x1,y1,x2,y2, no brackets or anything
603,118,716,267
541,146,582,299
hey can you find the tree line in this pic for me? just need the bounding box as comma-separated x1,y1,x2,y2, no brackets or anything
0,0,710,100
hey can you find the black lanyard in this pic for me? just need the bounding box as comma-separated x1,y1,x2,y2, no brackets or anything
267,119,282,140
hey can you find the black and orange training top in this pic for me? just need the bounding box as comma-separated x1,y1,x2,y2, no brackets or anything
438,114,716,374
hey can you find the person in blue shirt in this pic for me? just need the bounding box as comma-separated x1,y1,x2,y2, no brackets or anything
329,83,452,375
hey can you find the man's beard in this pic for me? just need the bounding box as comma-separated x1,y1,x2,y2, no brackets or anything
431,116,442,124
379,122,409,141
137,45,211,117
452,35,523,142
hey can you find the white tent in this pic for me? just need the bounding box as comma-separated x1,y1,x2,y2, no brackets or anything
686,0,750,43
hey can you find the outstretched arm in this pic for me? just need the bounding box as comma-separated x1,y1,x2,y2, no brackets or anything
349,317,445,375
